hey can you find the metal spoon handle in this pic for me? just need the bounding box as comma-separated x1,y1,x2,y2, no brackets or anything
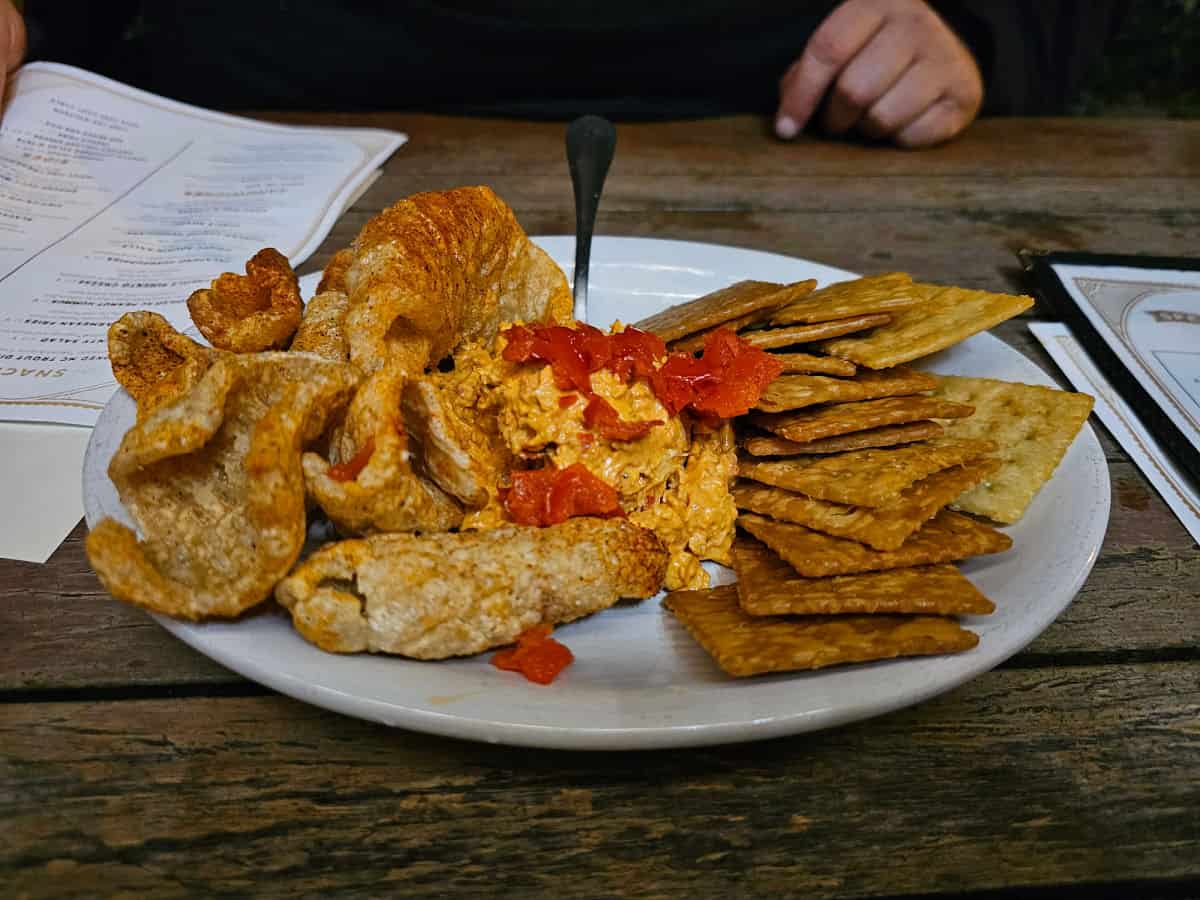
566,115,616,323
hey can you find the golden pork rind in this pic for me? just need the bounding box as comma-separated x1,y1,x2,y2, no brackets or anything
738,313,891,351
304,363,464,536
755,367,937,413
769,273,930,325
732,537,995,616
107,312,217,422
344,186,572,376
663,584,979,677
933,375,1095,523
275,519,668,658
290,290,351,363
741,421,944,456
739,437,995,507
317,248,355,295
85,353,360,620
739,509,1012,577
751,395,973,444
733,457,1000,551
186,248,303,353
635,279,815,343
820,284,1035,369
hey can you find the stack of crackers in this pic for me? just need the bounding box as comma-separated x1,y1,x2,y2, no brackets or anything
636,273,1095,678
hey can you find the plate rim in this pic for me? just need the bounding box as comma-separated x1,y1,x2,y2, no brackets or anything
81,235,1111,750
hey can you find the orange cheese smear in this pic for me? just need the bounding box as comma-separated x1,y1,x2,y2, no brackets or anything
492,624,574,684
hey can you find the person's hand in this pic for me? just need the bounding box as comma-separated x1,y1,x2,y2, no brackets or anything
1,0,26,102
775,0,982,148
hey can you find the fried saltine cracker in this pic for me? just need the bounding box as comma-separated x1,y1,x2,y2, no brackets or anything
756,366,936,413
739,313,891,351
932,375,1095,523
751,395,974,444
738,509,1012,577
769,352,857,376
769,273,931,325
739,437,996,507
663,584,979,676
635,279,816,343
741,421,944,456
732,536,995,615
669,310,773,353
820,285,1035,369
733,457,1000,550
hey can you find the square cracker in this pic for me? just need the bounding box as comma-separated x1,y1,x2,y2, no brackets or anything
820,284,1035,369
733,456,1000,550
635,279,815,343
769,273,932,325
663,584,979,677
751,395,974,444
738,314,891,351
932,375,1095,523
755,367,936,413
738,437,996,507
769,352,857,376
742,421,944,457
738,509,1012,577
669,309,775,352
732,536,995,615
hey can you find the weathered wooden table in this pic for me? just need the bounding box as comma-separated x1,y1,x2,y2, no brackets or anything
4,116,1198,899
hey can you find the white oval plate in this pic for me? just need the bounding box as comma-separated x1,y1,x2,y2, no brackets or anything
82,237,1109,750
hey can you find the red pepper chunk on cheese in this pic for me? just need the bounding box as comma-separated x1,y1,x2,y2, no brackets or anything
501,463,625,527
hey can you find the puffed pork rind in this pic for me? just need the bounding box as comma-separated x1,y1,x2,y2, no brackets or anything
343,185,572,375
275,518,668,658
187,248,303,353
85,353,359,620
290,290,351,363
107,311,217,422
303,363,464,535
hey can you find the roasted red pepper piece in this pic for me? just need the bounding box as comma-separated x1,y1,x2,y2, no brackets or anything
492,624,574,684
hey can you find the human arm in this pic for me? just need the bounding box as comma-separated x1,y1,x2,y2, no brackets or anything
1,0,26,101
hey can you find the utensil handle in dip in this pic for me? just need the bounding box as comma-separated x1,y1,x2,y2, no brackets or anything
566,115,617,324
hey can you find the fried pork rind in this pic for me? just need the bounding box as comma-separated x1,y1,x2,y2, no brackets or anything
739,437,996,507
290,290,351,363
733,457,1000,551
820,285,1035,369
402,369,509,509
751,396,973,444
739,509,1012,578
737,314,892,350
344,185,572,375
741,421,944,456
933,375,1095,523
304,363,464,535
732,536,995,616
755,367,938,413
275,519,668,658
186,248,303,353
769,273,931,325
107,312,217,422
636,279,816,344
317,248,354,295
663,584,979,677
85,353,359,620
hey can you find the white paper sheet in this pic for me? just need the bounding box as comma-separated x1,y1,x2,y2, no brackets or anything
0,422,91,562
0,62,405,427
1030,322,1200,545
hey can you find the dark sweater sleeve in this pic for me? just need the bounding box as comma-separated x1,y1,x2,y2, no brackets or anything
934,1,1127,114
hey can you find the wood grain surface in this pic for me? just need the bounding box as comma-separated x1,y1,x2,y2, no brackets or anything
4,115,1199,899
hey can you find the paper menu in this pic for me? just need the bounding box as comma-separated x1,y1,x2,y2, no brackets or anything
1030,322,1200,546
0,62,405,426
1045,262,1200,481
